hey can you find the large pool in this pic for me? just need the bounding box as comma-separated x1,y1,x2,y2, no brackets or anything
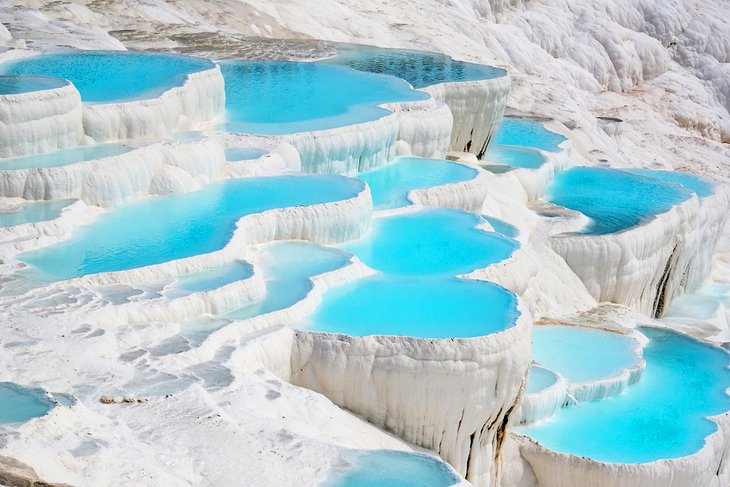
492,117,566,152
0,51,215,103
0,382,55,424
520,327,730,463
221,60,429,135
0,74,68,95
546,167,693,235
21,176,364,280
357,156,478,210
0,143,133,170
0,199,75,228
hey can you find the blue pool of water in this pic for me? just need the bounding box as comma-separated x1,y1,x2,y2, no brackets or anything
328,43,506,88
0,74,68,95
0,51,214,103
483,144,547,169
172,261,253,295
483,215,519,239
224,148,268,161
492,117,566,152
342,208,517,276
0,143,133,170
546,167,693,235
0,382,54,424
358,157,478,210
221,60,429,135
21,176,364,280
625,169,715,198
526,365,560,394
323,450,460,487
0,200,74,228
307,275,518,338
521,327,730,463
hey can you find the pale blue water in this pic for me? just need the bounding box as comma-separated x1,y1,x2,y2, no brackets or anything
483,215,519,239
526,365,559,394
342,208,517,276
521,327,730,463
358,157,478,209
0,382,54,424
492,117,566,152
308,275,518,338
221,60,429,135
546,167,693,235
0,200,74,228
0,51,214,103
625,169,715,198
173,261,253,294
0,74,67,94
323,450,460,487
226,241,350,320
532,325,640,384
328,43,506,88
21,176,364,280
0,143,133,170
483,144,546,169
224,148,268,161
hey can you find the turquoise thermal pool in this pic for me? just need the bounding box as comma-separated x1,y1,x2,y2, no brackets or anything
357,156,478,209
341,208,518,276
546,167,693,235
483,215,519,239
526,365,560,394
0,382,55,424
0,143,133,170
224,148,268,161
307,275,518,338
0,74,68,95
171,261,254,295
323,450,460,487
483,144,547,169
521,327,730,463
532,325,641,384
221,60,429,135
328,43,506,88
625,169,715,198
0,51,214,103
0,199,74,228
21,176,364,280
492,117,566,152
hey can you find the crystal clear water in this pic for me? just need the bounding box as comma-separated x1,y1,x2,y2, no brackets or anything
483,215,519,239
0,382,54,424
521,327,730,463
328,43,506,88
0,51,214,103
307,275,518,338
224,148,268,161
625,169,715,198
526,365,560,394
532,325,641,384
342,208,517,276
492,117,567,152
0,143,133,170
546,167,693,235
483,144,547,169
172,261,253,295
0,199,74,228
0,74,68,95
221,60,429,135
357,157,478,210
323,450,460,487
21,176,364,280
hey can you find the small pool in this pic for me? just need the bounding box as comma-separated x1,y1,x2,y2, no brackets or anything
0,199,75,228
482,215,519,239
323,450,460,487
342,208,518,276
306,275,518,339
0,143,133,170
224,148,268,161
492,117,566,152
482,144,546,169
328,43,506,88
171,261,254,295
0,382,55,424
221,60,429,135
0,74,68,95
546,167,693,235
21,176,364,280
0,51,215,103
520,327,730,463
526,365,560,394
625,169,715,198
357,156,478,210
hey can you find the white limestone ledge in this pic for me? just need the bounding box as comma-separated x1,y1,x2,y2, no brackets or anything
513,366,567,426
0,199,86,248
220,135,301,177
408,161,490,213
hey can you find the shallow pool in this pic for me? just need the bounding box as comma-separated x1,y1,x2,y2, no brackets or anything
0,199,74,228
0,51,214,103
482,215,519,239
0,382,54,424
0,143,133,170
546,167,693,235
323,450,460,487
221,60,428,135
520,327,730,463
342,208,517,276
21,176,364,280
483,144,546,169
0,74,68,95
526,365,560,394
625,169,715,198
171,261,254,295
224,148,268,161
358,157,478,210
492,117,566,152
